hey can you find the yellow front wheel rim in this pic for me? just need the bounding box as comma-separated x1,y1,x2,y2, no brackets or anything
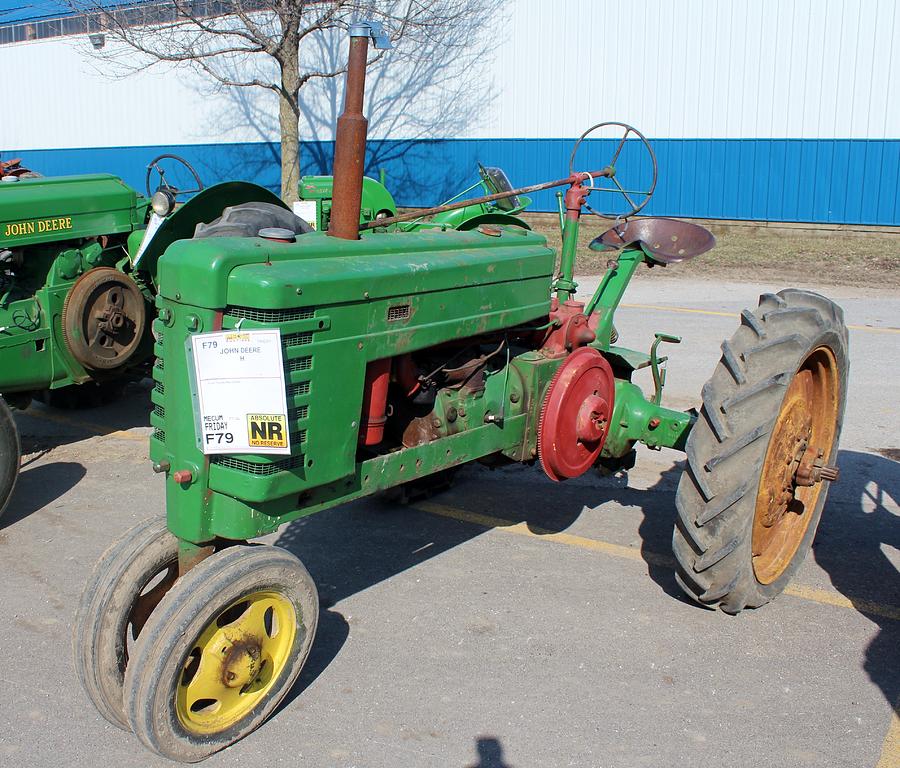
175,590,297,735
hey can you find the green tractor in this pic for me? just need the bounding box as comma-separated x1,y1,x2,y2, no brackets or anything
297,162,532,233
0,154,300,521
73,23,849,762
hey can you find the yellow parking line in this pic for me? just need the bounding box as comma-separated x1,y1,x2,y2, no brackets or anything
414,499,900,768
617,302,899,334
620,302,739,318
876,699,900,768
412,500,900,622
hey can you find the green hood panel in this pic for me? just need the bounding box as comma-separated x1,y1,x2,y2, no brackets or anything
158,227,554,310
0,173,141,248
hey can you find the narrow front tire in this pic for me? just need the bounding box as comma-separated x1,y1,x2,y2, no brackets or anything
123,544,318,762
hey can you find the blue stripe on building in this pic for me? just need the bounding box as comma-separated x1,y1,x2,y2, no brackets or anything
3,138,899,225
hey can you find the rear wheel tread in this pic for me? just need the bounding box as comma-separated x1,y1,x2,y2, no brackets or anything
672,289,848,612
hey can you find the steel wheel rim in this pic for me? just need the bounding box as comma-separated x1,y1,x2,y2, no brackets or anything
175,590,297,735
81,282,142,364
752,347,840,584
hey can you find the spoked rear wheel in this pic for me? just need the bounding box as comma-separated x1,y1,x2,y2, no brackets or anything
0,396,20,522
124,544,318,762
673,289,849,613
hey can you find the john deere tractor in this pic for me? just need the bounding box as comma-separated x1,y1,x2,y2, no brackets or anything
73,23,848,762
0,154,299,521
297,162,532,233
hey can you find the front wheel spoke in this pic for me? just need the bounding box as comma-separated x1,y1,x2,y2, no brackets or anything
232,598,274,640
185,649,226,702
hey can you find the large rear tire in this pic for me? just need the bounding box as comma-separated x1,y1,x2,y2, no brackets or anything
194,202,312,239
0,396,20,522
673,289,849,613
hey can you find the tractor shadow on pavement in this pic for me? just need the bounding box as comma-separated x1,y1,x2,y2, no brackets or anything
5,381,152,527
274,449,900,719
813,449,900,714
272,464,585,710
0,460,86,529
15,379,152,458
272,458,685,710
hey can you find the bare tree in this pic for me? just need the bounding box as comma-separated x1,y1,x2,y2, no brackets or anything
69,0,503,203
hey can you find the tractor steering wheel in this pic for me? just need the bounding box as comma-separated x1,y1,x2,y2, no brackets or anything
145,154,204,199
568,122,657,218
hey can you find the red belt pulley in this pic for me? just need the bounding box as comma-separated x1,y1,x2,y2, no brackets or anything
537,347,616,482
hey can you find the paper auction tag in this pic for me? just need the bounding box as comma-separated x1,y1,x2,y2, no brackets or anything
190,329,291,455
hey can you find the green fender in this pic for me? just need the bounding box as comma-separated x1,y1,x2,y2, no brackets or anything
131,182,285,286
430,209,531,231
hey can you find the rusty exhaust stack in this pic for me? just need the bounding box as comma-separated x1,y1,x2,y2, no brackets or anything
328,21,391,240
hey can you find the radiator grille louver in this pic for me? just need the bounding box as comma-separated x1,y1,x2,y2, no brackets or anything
287,356,312,372
282,331,313,347
287,381,310,397
226,306,315,323
211,454,304,475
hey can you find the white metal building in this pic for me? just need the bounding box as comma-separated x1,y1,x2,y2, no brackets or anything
2,0,898,223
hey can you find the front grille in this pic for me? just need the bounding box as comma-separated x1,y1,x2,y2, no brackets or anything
282,331,313,347
288,405,309,421
152,428,165,443
287,381,310,397
153,404,165,419
287,356,312,372
154,357,164,371
155,381,164,394
212,454,304,475
226,306,315,323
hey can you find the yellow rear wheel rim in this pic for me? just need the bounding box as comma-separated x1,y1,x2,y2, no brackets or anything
752,346,840,585
175,590,296,735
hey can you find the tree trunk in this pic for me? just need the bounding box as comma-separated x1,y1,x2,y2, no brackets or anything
279,41,301,205
279,93,300,205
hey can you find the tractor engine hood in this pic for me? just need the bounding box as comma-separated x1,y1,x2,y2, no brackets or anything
0,173,143,249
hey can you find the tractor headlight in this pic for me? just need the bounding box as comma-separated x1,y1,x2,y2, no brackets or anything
151,189,176,217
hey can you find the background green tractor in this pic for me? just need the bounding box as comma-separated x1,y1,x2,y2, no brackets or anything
73,23,849,762
297,162,531,232
0,155,301,521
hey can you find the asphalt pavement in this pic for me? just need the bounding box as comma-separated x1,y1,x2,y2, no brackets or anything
1,275,897,768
